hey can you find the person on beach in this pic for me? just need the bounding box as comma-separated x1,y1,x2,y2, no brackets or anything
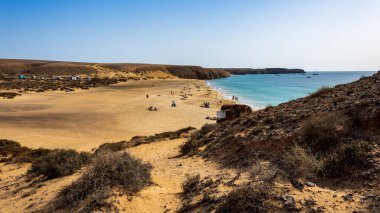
171,100,176,107
146,94,149,98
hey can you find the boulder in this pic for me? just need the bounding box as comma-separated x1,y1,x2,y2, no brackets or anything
217,104,253,123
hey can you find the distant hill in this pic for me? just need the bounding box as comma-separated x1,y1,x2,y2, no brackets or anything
0,59,229,80
0,59,306,80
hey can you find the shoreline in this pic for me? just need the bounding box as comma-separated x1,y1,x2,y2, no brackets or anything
0,79,232,151
206,80,260,110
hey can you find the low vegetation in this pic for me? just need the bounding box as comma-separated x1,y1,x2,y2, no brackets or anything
0,78,119,98
0,92,21,99
0,139,29,161
281,144,323,178
281,113,373,179
216,184,272,213
47,151,152,212
182,174,201,194
180,124,217,155
96,126,195,154
308,86,334,98
13,148,52,163
28,149,92,180
0,139,91,179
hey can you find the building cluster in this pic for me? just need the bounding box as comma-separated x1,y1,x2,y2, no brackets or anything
13,74,93,81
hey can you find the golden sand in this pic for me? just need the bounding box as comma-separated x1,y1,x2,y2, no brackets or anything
0,79,231,151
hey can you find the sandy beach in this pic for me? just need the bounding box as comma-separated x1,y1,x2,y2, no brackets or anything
0,79,231,151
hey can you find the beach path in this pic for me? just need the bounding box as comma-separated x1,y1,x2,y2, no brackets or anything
115,138,232,212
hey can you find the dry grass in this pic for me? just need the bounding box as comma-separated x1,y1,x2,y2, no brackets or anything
308,86,334,98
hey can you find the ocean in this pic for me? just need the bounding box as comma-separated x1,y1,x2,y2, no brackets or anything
207,71,376,109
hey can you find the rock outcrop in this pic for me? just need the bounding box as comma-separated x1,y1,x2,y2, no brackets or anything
217,104,253,123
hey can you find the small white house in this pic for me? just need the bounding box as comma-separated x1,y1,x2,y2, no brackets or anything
216,110,226,120
69,76,80,81
52,75,63,80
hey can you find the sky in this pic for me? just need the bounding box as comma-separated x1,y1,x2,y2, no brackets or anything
0,0,379,71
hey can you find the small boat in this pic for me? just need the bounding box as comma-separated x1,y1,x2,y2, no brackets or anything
307,76,311,78
313,73,319,75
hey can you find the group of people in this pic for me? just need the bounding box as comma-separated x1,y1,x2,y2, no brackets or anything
201,101,210,108
232,95,239,101
147,106,158,111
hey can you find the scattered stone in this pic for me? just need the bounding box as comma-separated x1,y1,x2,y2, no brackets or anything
290,179,305,190
310,206,325,213
282,194,298,210
342,193,354,201
305,181,316,187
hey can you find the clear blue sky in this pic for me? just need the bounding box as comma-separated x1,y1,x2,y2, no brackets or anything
1,0,379,71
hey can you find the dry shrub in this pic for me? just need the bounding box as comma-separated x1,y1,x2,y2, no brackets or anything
308,86,334,98
28,149,91,180
95,127,195,154
13,148,52,163
182,174,201,194
320,140,372,178
48,151,152,212
298,113,351,155
249,162,278,183
281,145,323,178
95,141,126,154
0,92,21,99
0,139,28,160
180,124,217,155
281,112,373,179
216,184,272,213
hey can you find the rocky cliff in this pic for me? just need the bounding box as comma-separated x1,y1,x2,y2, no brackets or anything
0,59,229,80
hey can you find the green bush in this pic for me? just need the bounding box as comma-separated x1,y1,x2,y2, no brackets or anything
28,149,92,179
48,151,152,212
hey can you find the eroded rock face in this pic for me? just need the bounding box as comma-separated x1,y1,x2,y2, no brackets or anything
217,104,253,123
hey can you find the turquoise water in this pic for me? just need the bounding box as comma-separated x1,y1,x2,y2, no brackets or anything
207,71,376,109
